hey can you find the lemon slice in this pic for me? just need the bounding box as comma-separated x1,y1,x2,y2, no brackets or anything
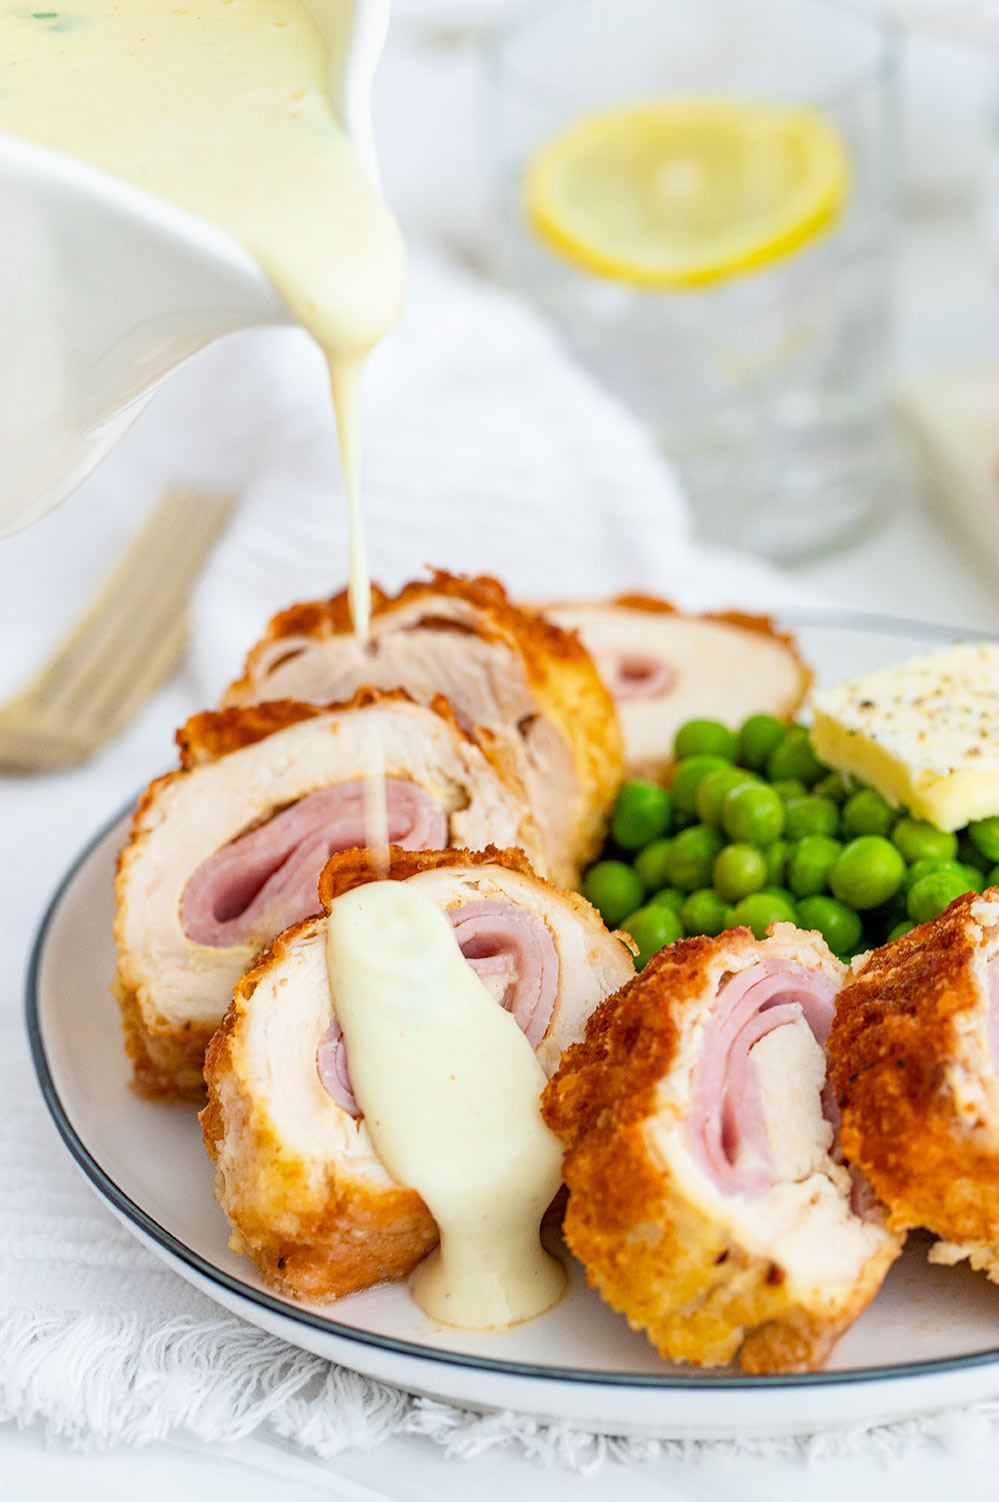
524,97,850,289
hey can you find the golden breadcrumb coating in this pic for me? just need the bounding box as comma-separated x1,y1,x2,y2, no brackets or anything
543,929,901,1373
830,889,999,1267
223,570,624,883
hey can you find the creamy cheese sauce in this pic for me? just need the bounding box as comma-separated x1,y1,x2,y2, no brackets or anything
0,0,405,637
325,882,567,1329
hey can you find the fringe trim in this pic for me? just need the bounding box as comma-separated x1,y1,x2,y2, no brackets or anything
1,1309,996,1471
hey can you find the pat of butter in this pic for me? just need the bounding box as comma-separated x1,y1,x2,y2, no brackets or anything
809,644,999,831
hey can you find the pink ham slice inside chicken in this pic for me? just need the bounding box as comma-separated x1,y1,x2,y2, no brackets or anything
604,652,676,703
182,780,448,949
688,962,838,1198
318,899,559,1118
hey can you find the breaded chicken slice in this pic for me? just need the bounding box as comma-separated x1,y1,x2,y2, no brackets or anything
115,689,542,1099
544,595,811,780
830,888,999,1280
222,571,624,887
200,846,635,1303
542,924,902,1373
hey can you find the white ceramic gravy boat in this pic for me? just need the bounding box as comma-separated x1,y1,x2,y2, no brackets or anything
0,0,389,534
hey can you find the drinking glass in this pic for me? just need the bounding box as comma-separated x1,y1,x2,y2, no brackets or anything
481,0,901,562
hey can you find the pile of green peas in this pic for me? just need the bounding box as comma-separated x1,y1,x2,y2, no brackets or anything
582,714,999,970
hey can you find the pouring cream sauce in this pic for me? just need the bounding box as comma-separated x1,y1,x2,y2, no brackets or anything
0,0,404,637
326,882,567,1329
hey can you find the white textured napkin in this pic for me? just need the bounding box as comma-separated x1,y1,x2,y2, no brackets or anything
0,244,896,1473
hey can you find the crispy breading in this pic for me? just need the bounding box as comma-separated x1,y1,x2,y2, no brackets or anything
222,570,624,885
543,928,901,1373
320,842,554,909
830,889,999,1260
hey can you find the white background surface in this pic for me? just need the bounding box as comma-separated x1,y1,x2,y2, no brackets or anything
9,8,999,1499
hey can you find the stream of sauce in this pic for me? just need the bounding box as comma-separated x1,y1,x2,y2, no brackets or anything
326,882,567,1329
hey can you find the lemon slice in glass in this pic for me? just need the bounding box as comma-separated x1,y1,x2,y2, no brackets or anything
524,97,851,289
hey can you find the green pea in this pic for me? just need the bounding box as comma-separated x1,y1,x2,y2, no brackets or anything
622,904,683,969
783,795,839,841
737,714,787,772
633,838,673,891
962,863,986,894
891,817,958,865
796,894,863,954
959,830,992,872
680,888,732,938
731,891,797,939
695,766,758,828
887,920,915,942
713,843,766,902
969,817,999,864
674,718,738,763
907,869,974,926
763,838,790,886
841,787,895,839
902,856,965,893
723,782,785,847
582,861,646,928
649,885,686,912
813,771,853,805
987,865,999,890
830,837,905,910
671,755,731,817
787,834,843,897
668,825,725,891
765,726,825,787
771,778,808,803
610,780,672,851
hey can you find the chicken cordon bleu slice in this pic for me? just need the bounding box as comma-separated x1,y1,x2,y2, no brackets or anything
114,691,544,1100
200,845,635,1302
830,889,999,1282
544,595,811,780
222,571,623,888
542,924,902,1373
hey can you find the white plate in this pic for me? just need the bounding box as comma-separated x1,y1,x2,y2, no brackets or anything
26,611,999,1440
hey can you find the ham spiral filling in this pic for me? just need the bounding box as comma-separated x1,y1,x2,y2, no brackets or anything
318,900,559,1117
604,653,676,703
182,781,448,948
689,962,838,1198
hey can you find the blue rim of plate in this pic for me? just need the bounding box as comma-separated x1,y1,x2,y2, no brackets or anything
24,607,999,1395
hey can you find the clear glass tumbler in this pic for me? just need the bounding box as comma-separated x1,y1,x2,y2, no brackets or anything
481,0,901,562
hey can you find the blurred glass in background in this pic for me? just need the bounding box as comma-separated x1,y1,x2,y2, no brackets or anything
481,0,901,563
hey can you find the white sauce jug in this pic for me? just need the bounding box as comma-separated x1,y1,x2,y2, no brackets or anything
0,0,391,535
